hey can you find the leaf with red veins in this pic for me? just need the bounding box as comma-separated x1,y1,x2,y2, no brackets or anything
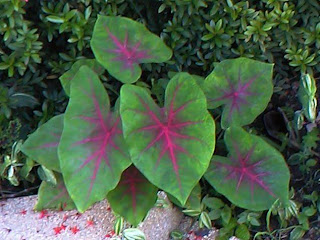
217,143,275,199
205,126,290,211
210,69,257,121
120,73,215,205
59,66,131,212
107,29,150,72
107,166,158,225
21,114,64,172
35,173,76,211
91,16,172,84
203,57,273,129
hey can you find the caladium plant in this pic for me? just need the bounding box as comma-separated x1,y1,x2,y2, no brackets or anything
203,58,273,129
107,165,158,225
59,59,104,97
20,14,291,227
21,114,64,172
120,73,215,205
205,126,290,211
35,173,76,211
58,65,131,212
91,15,172,84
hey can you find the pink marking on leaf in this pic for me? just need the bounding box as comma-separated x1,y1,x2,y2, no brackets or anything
71,83,125,200
217,142,275,199
210,69,259,121
129,84,206,196
119,167,146,214
105,28,150,72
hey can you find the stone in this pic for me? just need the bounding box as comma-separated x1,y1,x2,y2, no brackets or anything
0,192,184,240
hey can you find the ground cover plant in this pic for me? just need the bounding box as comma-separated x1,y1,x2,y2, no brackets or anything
1,1,319,239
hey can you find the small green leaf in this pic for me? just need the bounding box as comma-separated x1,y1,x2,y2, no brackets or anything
122,228,146,240
290,227,306,240
202,196,225,209
46,15,65,23
303,206,316,216
170,230,183,240
37,165,57,185
114,216,124,235
200,211,212,229
221,206,232,224
235,224,250,240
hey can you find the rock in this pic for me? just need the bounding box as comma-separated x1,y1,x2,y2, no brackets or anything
0,192,183,240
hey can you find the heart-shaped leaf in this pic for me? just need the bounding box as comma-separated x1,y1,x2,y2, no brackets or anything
205,126,290,211
120,73,215,205
203,58,273,129
21,114,63,172
107,165,158,226
59,59,104,96
35,173,76,211
58,66,131,212
91,15,172,83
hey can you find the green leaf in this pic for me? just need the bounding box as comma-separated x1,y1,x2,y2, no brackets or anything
91,15,172,83
168,183,202,210
37,165,57,185
203,58,273,129
221,205,232,224
202,196,225,209
46,15,65,23
35,173,76,211
123,228,146,240
235,224,250,240
290,227,306,240
205,126,290,211
59,59,104,96
200,211,212,228
9,93,39,108
58,66,131,212
114,216,124,235
107,166,158,226
120,73,215,205
21,114,63,172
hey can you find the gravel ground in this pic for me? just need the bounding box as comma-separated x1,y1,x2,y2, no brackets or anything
0,193,183,240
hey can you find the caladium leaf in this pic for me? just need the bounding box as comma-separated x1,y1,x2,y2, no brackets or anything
120,73,215,205
205,126,290,211
21,114,63,172
203,58,273,129
91,15,172,83
59,59,104,96
168,183,202,210
35,173,76,211
58,66,131,212
107,165,158,226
